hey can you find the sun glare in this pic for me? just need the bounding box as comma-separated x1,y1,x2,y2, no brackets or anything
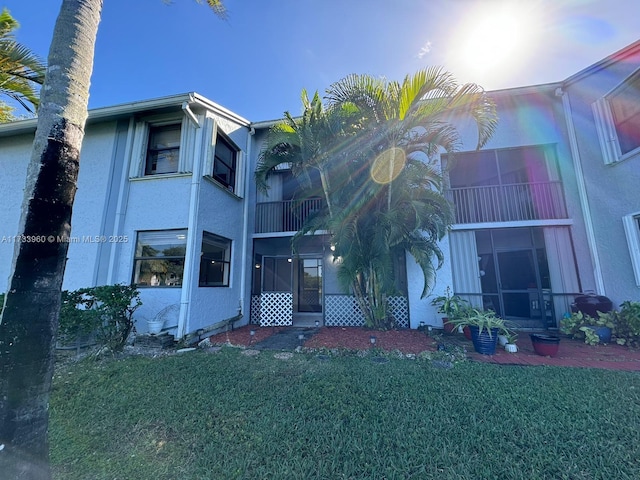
450,3,541,86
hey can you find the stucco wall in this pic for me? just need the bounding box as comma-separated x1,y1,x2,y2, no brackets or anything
565,49,640,304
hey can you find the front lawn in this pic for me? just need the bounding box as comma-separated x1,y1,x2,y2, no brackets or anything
50,348,640,479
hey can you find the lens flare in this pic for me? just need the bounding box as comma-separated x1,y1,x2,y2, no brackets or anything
371,147,406,184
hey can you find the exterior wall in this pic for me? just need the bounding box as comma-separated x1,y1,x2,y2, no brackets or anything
0,133,34,292
564,45,640,305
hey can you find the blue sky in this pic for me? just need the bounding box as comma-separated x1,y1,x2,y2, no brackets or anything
4,0,639,121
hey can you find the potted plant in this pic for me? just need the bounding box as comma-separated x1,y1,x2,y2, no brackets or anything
430,288,471,333
560,310,615,345
448,309,512,355
530,333,561,356
503,331,518,353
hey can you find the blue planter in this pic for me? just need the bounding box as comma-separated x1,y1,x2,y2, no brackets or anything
469,326,499,355
588,326,612,343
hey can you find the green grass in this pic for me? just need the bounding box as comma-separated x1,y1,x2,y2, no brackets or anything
50,349,640,479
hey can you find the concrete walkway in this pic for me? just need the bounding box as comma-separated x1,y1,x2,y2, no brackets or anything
251,327,320,350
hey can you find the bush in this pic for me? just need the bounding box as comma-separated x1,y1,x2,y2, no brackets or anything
614,301,640,347
59,285,141,352
560,310,615,345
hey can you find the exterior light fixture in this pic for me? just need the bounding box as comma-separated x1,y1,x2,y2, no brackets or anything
370,335,376,345
315,320,320,328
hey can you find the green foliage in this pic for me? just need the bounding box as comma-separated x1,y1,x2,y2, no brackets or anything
0,291,4,315
0,8,46,113
560,310,615,345
59,285,141,352
448,308,513,338
50,351,640,479
256,70,497,330
614,301,640,347
430,287,471,318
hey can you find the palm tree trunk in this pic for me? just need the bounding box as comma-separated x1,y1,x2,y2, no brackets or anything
0,0,102,475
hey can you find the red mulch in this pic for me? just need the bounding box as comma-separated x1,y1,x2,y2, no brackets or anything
303,327,435,354
210,325,640,371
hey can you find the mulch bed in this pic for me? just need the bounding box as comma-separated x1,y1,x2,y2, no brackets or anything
210,325,436,354
209,325,640,371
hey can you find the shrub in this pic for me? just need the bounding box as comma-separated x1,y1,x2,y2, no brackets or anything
614,301,640,347
59,285,142,352
560,310,615,345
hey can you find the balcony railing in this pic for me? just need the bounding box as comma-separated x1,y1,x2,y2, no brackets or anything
446,181,568,224
255,198,324,233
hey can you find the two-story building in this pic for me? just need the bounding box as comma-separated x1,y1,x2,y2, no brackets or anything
1,41,638,338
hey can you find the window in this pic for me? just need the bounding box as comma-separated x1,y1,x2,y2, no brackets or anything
609,74,640,157
213,134,237,191
199,232,231,287
133,230,186,287
145,124,181,175
593,71,640,163
623,213,640,287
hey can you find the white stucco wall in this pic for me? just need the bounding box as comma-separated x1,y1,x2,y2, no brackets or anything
0,133,33,293
565,47,640,304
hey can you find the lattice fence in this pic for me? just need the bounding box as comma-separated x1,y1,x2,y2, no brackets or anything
325,294,409,327
259,292,293,326
325,295,366,327
250,295,261,324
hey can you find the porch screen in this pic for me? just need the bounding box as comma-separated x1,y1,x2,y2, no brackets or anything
262,257,292,292
449,230,482,307
543,227,581,320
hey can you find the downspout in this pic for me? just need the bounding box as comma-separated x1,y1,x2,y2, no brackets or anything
556,87,605,294
239,126,256,319
177,104,202,338
107,116,136,284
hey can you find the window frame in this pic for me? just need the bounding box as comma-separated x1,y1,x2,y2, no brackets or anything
212,131,238,192
132,229,187,288
622,212,640,287
199,231,232,287
593,69,640,164
144,123,182,176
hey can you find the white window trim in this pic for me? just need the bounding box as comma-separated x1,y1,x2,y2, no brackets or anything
204,125,243,196
592,67,640,165
622,212,640,287
128,114,191,178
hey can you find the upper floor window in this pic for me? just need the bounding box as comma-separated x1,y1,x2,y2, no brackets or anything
593,71,640,164
609,74,640,157
213,134,237,192
145,123,181,175
133,229,187,287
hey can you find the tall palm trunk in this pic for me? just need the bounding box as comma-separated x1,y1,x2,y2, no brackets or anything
0,0,102,475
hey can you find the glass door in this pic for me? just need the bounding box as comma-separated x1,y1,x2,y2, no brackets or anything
297,258,322,313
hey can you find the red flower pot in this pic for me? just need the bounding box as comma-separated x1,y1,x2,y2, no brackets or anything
530,334,560,357
442,317,456,333
463,326,472,340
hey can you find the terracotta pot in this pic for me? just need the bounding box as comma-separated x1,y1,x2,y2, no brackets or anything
463,326,472,340
442,317,456,333
530,333,560,357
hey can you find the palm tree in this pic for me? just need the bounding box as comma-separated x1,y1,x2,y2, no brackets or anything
256,68,497,328
0,8,45,116
0,1,226,476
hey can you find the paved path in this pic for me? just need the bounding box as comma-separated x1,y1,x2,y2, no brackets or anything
252,327,320,350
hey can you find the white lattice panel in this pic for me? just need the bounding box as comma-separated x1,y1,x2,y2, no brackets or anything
325,295,365,327
325,294,409,327
259,292,293,326
250,295,261,324
388,296,409,328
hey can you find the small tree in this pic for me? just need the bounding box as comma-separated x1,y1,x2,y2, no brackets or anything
257,69,497,329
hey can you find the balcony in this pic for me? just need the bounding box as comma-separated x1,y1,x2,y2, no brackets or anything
446,181,568,224
255,198,324,234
